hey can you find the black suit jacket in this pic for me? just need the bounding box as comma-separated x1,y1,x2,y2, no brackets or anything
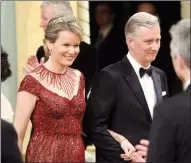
1,119,22,163
36,41,97,99
147,85,191,163
85,56,169,162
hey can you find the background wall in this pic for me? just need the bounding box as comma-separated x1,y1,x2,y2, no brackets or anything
1,1,18,110
181,1,190,18
15,1,43,86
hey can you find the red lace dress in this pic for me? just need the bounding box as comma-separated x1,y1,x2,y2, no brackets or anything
18,65,86,162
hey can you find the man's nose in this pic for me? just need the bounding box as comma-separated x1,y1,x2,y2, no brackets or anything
40,19,45,28
40,20,44,28
69,47,76,55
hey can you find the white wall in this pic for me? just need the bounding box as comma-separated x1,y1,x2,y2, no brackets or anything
1,1,17,110
181,1,190,18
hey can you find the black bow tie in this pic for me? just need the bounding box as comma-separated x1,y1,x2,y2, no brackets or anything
139,67,152,78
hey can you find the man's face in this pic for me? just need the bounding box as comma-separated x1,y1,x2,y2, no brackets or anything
95,4,112,27
128,24,161,66
40,5,55,30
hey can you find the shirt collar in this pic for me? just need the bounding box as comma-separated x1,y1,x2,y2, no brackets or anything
127,52,150,78
99,23,113,39
183,80,190,91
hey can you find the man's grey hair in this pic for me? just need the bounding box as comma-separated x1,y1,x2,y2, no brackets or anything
125,12,160,38
170,19,190,68
41,1,74,17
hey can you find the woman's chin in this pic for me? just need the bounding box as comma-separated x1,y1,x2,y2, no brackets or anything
61,60,74,67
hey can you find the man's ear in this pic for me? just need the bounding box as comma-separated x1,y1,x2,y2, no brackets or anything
126,38,134,49
179,55,188,69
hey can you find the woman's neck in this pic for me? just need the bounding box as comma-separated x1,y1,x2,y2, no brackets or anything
44,58,67,74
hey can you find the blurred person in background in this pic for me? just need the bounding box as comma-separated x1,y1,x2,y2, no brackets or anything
92,2,128,71
1,46,14,123
1,46,22,163
136,2,158,16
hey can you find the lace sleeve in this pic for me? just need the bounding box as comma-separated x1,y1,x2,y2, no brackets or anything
18,75,40,97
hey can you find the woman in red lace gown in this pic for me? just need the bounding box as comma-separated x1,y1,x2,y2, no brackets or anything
14,16,86,162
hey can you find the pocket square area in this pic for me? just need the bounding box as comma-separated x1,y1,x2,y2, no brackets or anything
162,91,166,96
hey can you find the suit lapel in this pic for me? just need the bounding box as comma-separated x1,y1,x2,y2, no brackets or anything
151,68,162,104
120,57,152,122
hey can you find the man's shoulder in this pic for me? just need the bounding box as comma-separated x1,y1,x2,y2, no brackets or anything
36,45,44,54
1,119,10,128
80,41,96,53
156,90,190,120
80,41,90,48
77,42,96,62
101,61,122,77
1,119,16,136
36,45,45,62
92,61,122,84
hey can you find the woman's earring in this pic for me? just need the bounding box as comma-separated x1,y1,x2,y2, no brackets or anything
49,49,52,56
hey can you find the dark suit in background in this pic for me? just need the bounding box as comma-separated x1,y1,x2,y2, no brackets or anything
71,42,97,100
85,56,168,162
147,85,191,163
92,27,128,71
1,119,22,163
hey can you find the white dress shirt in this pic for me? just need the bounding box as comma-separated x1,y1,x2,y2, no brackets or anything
127,53,157,118
99,23,113,39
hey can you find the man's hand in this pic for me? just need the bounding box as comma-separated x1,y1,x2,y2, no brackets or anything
120,138,136,161
130,151,146,162
23,56,45,76
135,139,149,161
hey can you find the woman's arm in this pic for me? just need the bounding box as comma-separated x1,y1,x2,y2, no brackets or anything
108,129,136,161
13,91,37,153
107,129,126,143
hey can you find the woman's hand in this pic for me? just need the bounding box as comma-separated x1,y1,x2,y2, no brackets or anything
120,138,136,161
23,56,45,76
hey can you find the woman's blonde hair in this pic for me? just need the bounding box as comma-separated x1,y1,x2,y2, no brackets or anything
45,16,83,43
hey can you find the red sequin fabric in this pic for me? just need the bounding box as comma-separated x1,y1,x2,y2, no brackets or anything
18,65,86,162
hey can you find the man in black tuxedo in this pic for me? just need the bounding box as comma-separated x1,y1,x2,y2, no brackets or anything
1,119,22,163
143,19,191,163
85,12,168,162
24,1,97,148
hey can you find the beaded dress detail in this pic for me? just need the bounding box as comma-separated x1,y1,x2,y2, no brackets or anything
19,65,86,162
